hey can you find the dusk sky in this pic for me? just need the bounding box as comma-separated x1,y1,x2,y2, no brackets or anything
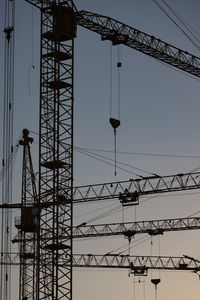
1,0,200,299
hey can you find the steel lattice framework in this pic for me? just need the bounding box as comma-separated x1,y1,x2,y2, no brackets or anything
72,254,200,273
2,171,200,208
25,1,76,300
76,10,200,78
11,216,200,244
72,172,200,203
17,129,37,300
1,253,200,274
73,217,200,238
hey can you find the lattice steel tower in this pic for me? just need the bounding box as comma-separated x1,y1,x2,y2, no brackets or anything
24,1,77,299
16,129,37,300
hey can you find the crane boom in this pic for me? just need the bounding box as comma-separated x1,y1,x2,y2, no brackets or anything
1,171,200,208
12,216,200,244
73,217,200,238
1,253,200,273
72,254,200,273
76,10,200,78
73,172,200,203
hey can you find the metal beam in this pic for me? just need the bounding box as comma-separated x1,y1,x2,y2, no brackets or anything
73,172,200,203
12,216,200,245
1,172,200,208
2,253,199,273
72,254,200,273
76,10,200,78
73,217,200,238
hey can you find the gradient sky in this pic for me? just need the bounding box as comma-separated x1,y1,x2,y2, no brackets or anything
1,0,200,299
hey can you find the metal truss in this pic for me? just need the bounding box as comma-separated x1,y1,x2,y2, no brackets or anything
72,254,200,273
76,10,200,78
17,129,37,300
2,171,200,209
1,253,199,274
73,172,200,203
73,217,200,238
13,216,200,244
25,1,76,300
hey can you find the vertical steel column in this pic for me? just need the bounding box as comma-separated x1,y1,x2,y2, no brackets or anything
17,129,37,300
36,1,76,300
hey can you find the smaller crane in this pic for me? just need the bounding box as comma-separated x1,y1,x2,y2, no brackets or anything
16,129,38,300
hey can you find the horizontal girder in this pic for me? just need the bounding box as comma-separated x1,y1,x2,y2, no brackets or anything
73,172,200,203
72,254,200,272
73,217,200,238
76,10,200,78
12,216,200,244
2,253,199,272
1,171,200,208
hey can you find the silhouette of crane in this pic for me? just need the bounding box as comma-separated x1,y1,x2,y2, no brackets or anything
3,1,200,300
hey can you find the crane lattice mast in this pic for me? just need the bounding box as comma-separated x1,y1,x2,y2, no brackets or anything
16,129,37,300
24,1,76,300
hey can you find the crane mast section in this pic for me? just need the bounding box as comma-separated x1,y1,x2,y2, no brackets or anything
73,217,200,238
76,10,200,78
73,172,200,203
17,130,38,300
25,1,76,300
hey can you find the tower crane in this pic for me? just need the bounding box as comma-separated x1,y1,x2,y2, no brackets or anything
72,172,200,204
13,216,200,243
16,129,38,300
2,1,200,300
1,252,200,275
1,170,200,209
72,216,200,239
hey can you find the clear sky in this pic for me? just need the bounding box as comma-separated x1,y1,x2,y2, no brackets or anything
1,0,200,299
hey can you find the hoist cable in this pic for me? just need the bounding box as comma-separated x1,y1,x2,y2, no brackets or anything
158,235,161,279
114,129,117,176
28,5,35,96
109,43,112,117
117,46,121,120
